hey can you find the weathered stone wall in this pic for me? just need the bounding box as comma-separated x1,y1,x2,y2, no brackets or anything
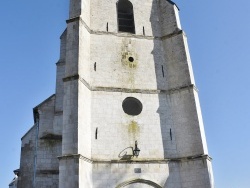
18,33,65,187
88,36,166,90
35,96,61,188
17,126,36,187
88,0,178,36
18,0,214,187
92,162,170,187
179,160,214,188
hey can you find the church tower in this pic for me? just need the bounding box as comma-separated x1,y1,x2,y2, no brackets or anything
17,0,214,187
59,0,214,187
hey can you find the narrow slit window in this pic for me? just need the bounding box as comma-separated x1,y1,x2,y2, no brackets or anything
143,26,145,35
95,128,98,139
94,62,96,71
162,65,165,77
170,129,172,141
106,22,109,32
117,0,135,34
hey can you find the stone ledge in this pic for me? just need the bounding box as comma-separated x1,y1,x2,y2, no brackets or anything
81,75,198,95
63,74,198,95
40,134,62,140
58,154,93,163
58,154,212,164
78,16,184,41
56,61,65,66
169,154,212,162
161,29,183,40
62,74,79,82
66,16,80,24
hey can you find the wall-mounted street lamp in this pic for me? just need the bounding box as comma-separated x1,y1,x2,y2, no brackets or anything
133,141,140,157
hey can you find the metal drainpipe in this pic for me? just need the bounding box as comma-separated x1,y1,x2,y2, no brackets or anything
33,113,39,188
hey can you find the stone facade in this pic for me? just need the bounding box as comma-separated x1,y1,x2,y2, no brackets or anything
16,0,214,187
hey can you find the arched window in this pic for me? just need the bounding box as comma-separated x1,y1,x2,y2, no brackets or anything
117,0,135,34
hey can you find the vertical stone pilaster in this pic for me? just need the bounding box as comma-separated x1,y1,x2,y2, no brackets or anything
69,0,81,18
59,16,81,187
59,156,80,188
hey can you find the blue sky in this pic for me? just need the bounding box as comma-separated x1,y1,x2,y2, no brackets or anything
0,0,250,187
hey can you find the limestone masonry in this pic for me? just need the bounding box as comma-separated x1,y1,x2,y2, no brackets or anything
13,0,214,187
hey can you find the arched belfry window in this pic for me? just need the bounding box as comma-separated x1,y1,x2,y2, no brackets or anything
117,0,135,34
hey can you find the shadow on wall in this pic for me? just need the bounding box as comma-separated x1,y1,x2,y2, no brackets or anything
118,147,134,160
151,0,182,187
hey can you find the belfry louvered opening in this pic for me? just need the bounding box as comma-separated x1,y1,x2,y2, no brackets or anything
117,0,135,34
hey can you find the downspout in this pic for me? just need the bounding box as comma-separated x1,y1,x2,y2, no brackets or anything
33,112,40,188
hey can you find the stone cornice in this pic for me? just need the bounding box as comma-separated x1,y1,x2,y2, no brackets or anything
160,29,184,40
58,154,93,163
58,154,212,164
65,16,184,41
62,74,79,82
63,74,198,95
40,134,62,140
56,60,65,66
66,16,80,24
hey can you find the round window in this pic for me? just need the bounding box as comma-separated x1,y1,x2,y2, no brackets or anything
122,97,143,116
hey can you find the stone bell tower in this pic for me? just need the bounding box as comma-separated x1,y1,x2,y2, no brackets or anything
58,0,214,187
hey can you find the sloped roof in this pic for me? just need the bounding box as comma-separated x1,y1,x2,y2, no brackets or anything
9,176,18,186
167,0,180,10
33,94,55,123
